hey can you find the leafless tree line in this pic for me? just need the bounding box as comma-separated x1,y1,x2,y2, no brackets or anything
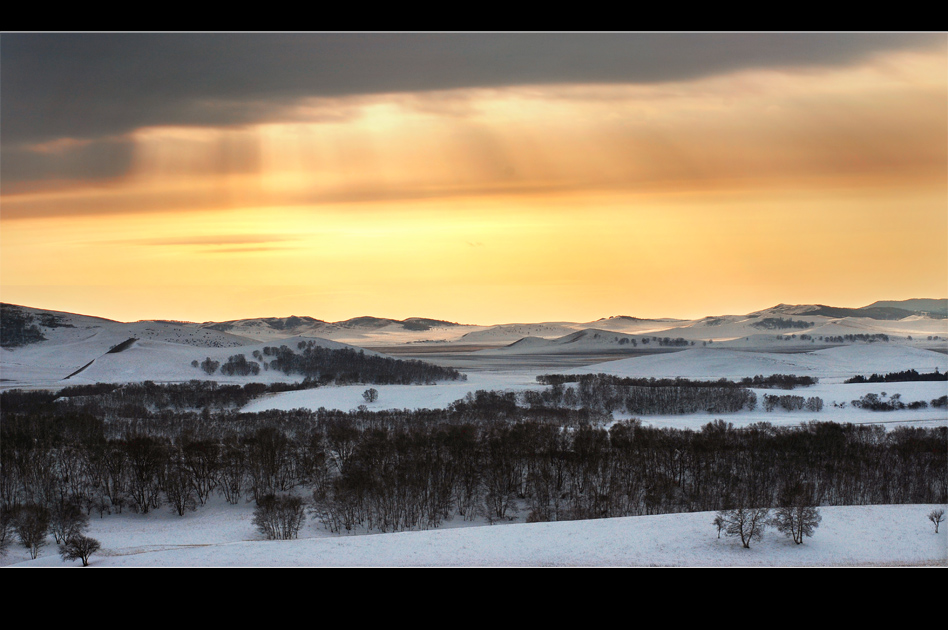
2,397,944,536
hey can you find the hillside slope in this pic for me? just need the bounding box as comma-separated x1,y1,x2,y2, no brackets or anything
5,503,944,567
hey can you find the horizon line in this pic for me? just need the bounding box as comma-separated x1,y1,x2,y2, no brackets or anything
3,297,945,328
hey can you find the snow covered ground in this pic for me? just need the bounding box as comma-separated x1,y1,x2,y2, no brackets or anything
240,369,541,414
239,345,948,431
3,303,947,567
565,345,948,381
4,302,946,389
4,502,945,567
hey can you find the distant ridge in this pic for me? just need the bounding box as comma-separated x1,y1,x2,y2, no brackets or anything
598,315,647,322
203,314,459,333
3,298,946,351
337,316,460,331
756,299,947,321
204,315,325,332
596,315,683,323
862,298,948,317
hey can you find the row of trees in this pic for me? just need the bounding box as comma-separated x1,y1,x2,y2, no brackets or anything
718,499,947,548
191,344,466,385
219,354,261,376
739,374,819,389
714,481,822,547
530,374,759,415
3,379,416,420
2,375,944,542
845,369,946,384
851,393,935,411
537,373,818,390
1,502,101,565
823,334,890,343
3,393,944,535
243,343,465,384
3,381,264,416
647,337,691,347
531,374,760,414
762,394,824,412
0,415,325,518
751,317,814,330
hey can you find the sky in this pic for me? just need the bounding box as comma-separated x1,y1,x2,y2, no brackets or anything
1,33,946,325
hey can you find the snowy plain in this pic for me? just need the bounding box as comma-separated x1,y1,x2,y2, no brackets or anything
6,502,945,567
2,303,947,567
240,345,948,432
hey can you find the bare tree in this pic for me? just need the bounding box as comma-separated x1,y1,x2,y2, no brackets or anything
59,535,101,567
771,504,821,544
0,507,14,556
770,482,821,544
716,505,770,548
50,500,89,544
15,504,51,560
253,494,306,540
362,388,379,403
163,461,198,516
929,509,945,534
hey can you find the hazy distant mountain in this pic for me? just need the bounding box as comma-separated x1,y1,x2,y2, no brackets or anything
756,300,947,321
204,314,461,333
805,305,921,320
3,298,946,355
198,315,467,345
862,298,948,317
336,316,460,331
592,315,683,323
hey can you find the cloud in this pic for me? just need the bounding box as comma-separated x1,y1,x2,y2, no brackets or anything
200,246,294,254
118,235,299,247
2,136,135,187
2,43,944,220
3,33,943,147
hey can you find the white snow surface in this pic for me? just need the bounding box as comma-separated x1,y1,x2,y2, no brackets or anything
3,303,948,567
1,334,379,389
5,502,945,567
566,346,948,381
241,345,948,431
240,370,539,414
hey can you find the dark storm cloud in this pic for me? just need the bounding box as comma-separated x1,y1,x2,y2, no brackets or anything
2,136,135,186
3,33,944,146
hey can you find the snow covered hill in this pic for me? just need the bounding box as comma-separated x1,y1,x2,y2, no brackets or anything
1,330,381,388
565,345,948,381
4,302,946,379
2,301,947,569
4,503,944,567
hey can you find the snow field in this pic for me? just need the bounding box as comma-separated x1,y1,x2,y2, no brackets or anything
5,502,945,567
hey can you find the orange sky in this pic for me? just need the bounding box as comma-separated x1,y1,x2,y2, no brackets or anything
2,46,946,324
